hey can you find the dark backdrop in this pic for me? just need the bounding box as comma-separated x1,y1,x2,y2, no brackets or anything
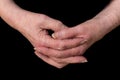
0,0,119,79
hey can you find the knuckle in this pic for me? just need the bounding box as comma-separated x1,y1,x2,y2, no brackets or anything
50,42,58,49
56,20,62,25
38,14,48,23
53,58,62,63
71,48,81,56
68,50,77,56
55,20,63,27
55,51,65,58
40,14,48,19
34,39,42,47
78,49,84,55
56,52,62,57
52,50,62,58
83,34,90,41
58,42,65,50
76,51,81,56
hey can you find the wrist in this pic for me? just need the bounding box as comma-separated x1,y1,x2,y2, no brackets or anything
92,14,119,40
88,19,107,41
0,0,24,28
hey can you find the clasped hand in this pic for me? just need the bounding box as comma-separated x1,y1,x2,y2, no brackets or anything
33,16,102,68
13,11,102,68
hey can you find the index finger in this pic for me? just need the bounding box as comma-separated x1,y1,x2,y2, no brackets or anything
39,34,86,50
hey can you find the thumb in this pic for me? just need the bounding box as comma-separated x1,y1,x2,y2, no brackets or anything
41,16,68,32
52,28,78,39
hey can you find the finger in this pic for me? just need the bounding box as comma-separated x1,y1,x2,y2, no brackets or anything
35,45,86,58
56,38,86,50
39,34,86,50
34,51,68,69
51,56,88,64
52,28,80,39
40,17,68,32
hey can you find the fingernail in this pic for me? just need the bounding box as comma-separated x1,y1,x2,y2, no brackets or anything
52,34,56,39
57,48,63,50
80,40,87,44
34,48,36,50
81,59,88,63
57,48,61,50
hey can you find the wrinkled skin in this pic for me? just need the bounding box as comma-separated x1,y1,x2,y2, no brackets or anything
35,19,105,68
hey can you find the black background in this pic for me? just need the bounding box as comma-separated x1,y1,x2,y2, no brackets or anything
0,0,119,79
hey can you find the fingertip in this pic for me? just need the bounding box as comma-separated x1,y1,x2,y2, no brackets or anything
34,48,36,50
34,47,42,52
52,32,62,39
52,29,67,39
81,57,88,63
81,59,88,63
52,33,57,39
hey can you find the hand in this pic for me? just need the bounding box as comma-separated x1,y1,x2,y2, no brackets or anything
35,19,105,68
52,19,105,57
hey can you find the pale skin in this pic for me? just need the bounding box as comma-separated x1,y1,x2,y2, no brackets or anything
0,0,120,68
0,0,87,68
